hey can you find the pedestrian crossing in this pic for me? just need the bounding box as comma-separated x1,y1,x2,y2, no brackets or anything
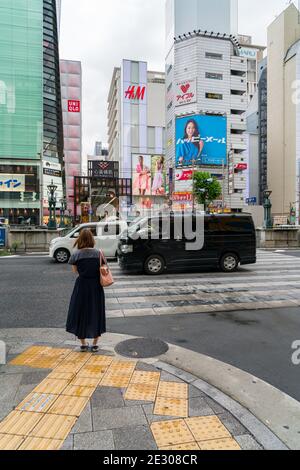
105,251,300,318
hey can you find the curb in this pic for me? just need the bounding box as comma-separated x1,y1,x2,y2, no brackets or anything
158,345,300,450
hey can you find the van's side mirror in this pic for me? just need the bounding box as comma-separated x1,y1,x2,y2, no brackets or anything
73,232,80,239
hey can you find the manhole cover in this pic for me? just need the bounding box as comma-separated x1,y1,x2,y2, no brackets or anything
115,338,169,359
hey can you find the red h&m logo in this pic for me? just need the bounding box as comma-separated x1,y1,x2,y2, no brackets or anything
124,85,146,101
68,100,80,113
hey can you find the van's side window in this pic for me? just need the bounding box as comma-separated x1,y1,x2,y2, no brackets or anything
207,217,253,233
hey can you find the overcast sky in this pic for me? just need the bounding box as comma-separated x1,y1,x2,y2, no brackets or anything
59,0,299,160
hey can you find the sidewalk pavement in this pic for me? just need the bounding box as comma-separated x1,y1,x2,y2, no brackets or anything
0,328,297,451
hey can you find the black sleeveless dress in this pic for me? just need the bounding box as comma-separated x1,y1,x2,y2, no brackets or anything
66,248,106,339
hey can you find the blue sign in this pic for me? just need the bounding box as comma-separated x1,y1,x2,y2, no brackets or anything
0,228,6,248
176,115,227,167
246,197,257,205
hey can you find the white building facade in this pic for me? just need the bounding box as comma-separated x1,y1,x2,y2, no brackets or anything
108,60,167,210
166,32,248,210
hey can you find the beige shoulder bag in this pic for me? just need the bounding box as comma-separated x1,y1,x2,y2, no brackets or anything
99,250,114,287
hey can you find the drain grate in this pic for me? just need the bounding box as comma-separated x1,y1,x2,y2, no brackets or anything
115,338,169,359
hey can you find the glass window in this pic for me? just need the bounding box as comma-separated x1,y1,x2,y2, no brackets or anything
206,92,223,100
147,127,155,149
205,52,223,60
131,105,139,125
131,62,140,84
206,72,223,80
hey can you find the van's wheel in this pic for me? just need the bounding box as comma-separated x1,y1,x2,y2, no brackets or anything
55,249,70,264
220,253,239,273
144,255,165,275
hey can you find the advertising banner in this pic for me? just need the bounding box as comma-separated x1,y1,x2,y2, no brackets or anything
172,192,193,202
43,161,63,208
175,79,197,107
132,154,167,196
0,174,25,192
89,161,119,179
175,115,227,167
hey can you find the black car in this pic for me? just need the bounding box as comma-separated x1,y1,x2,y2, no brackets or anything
118,213,256,275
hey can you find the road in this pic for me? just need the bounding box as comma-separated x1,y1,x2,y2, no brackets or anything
0,251,300,401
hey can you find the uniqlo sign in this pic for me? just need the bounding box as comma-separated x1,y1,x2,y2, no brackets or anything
68,100,81,113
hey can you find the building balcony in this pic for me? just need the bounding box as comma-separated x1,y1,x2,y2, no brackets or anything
230,95,247,111
230,76,247,92
230,134,247,149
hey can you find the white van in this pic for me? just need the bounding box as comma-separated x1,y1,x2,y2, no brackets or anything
49,221,127,263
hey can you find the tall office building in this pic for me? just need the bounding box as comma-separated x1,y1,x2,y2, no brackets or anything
166,0,248,211
0,0,64,224
267,4,300,222
60,60,82,216
108,60,166,211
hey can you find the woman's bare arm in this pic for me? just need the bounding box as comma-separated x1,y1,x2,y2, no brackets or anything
72,265,78,274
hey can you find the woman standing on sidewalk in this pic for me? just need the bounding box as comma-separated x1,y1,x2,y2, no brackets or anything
66,229,106,352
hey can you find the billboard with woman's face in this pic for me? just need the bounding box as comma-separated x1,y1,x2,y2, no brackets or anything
132,154,167,196
175,115,227,167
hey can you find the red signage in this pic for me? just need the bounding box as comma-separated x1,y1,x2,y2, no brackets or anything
175,79,197,107
172,192,193,202
124,85,146,101
234,163,248,171
68,100,81,113
175,170,193,181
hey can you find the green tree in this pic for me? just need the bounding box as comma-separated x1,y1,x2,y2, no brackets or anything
193,172,222,211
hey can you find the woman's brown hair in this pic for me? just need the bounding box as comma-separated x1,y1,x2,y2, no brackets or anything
74,229,95,250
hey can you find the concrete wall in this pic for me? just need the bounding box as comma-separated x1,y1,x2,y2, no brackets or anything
8,229,65,253
245,206,264,228
256,228,300,248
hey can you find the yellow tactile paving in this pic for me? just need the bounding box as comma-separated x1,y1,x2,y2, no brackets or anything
5,346,243,452
157,382,188,400
16,393,58,414
62,385,95,398
9,347,72,369
70,377,101,388
48,395,89,417
62,351,92,363
124,383,158,401
19,437,64,451
77,365,108,379
185,416,231,442
33,378,70,395
0,434,25,450
159,442,200,451
28,414,77,440
100,374,133,388
52,362,84,374
48,372,75,381
109,360,137,371
198,438,241,451
86,355,114,366
0,411,43,437
130,371,161,385
154,397,188,418
151,419,194,447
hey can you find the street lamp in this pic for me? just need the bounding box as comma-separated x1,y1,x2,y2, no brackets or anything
263,189,273,229
59,198,67,228
47,180,58,230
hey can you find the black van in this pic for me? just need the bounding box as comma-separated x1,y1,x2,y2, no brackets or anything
118,213,256,275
